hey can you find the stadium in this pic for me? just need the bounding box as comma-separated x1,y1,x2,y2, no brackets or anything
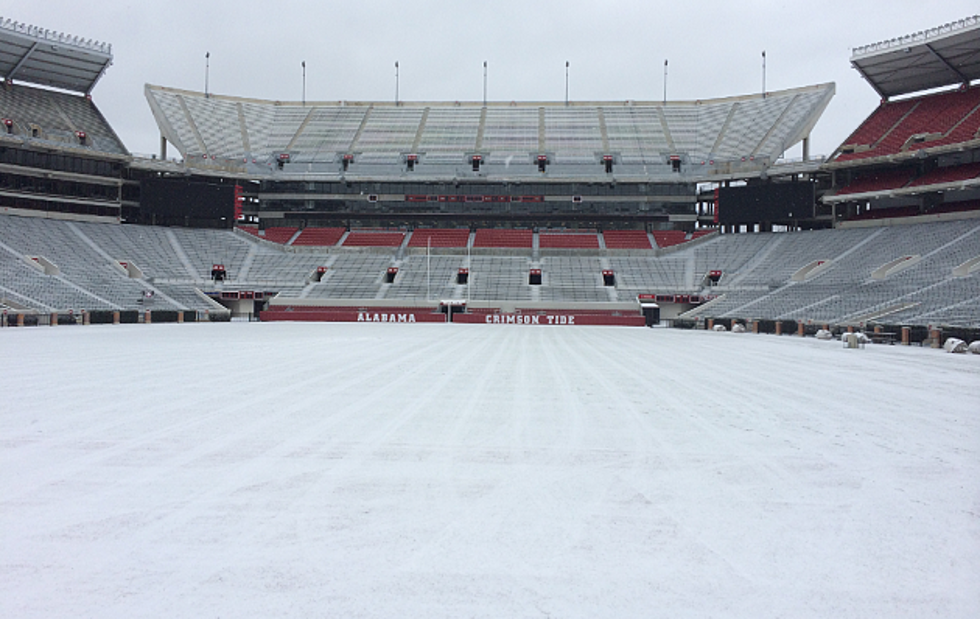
2,11,979,618
0,14,978,332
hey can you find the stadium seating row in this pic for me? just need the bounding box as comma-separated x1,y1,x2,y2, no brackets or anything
236,227,717,249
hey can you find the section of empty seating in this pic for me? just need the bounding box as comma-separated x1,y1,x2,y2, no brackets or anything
0,244,111,311
602,230,652,250
538,232,600,249
341,231,406,247
237,226,262,239
170,228,253,280
381,256,465,300
407,229,470,248
291,227,346,246
259,227,299,244
835,88,980,161
707,221,980,324
300,254,395,299
836,168,916,195
145,83,833,171
909,162,980,187
693,232,778,281
0,83,128,156
2,214,977,327
609,256,690,291
835,99,918,158
652,231,689,248
537,257,610,301
0,215,165,310
466,256,534,300
243,252,326,284
473,229,533,248
74,221,191,280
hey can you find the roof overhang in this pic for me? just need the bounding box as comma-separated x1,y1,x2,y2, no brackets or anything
850,15,980,99
0,18,112,94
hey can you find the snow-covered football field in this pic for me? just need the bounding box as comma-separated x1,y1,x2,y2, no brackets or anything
2,323,978,618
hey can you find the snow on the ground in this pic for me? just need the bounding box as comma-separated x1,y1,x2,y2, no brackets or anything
1,323,978,618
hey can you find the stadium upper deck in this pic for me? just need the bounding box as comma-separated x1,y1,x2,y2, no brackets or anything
144,82,834,182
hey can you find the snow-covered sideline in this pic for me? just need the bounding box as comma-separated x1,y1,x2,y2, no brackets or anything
2,323,978,618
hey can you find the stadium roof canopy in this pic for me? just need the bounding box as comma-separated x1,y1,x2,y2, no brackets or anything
145,82,834,182
0,17,112,94
851,15,980,99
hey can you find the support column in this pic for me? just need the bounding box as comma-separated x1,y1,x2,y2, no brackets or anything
802,136,810,162
707,318,715,330
113,311,120,325
901,326,910,346
752,320,759,334
83,311,90,326
775,321,782,336
177,311,184,324
160,135,168,160
50,312,58,326
145,310,152,324
797,321,805,336
17,313,24,327
930,328,941,349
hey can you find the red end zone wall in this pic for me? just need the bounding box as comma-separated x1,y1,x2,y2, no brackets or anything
261,308,446,323
261,306,644,326
454,312,644,326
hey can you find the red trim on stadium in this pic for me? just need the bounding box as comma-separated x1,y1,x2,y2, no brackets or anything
260,304,644,326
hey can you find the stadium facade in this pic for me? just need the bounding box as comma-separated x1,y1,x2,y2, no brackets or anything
0,15,978,332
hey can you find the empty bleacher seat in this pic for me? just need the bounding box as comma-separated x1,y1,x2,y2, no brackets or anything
652,231,688,249
538,233,600,249
342,231,406,247
473,229,533,248
260,227,299,244
602,230,651,250
407,229,470,248
292,227,346,246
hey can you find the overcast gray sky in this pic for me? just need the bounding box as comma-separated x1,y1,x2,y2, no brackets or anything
8,1,979,159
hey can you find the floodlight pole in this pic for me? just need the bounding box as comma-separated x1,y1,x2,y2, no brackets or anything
663,59,668,105
302,61,306,106
395,61,399,105
762,50,766,99
205,52,210,98
565,61,569,106
483,61,487,107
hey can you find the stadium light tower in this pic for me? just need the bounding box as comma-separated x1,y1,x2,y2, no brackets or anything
483,61,487,107
762,50,767,99
302,61,306,106
565,61,569,106
205,52,210,98
663,59,668,105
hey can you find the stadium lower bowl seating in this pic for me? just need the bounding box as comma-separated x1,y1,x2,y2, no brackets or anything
1,213,978,327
